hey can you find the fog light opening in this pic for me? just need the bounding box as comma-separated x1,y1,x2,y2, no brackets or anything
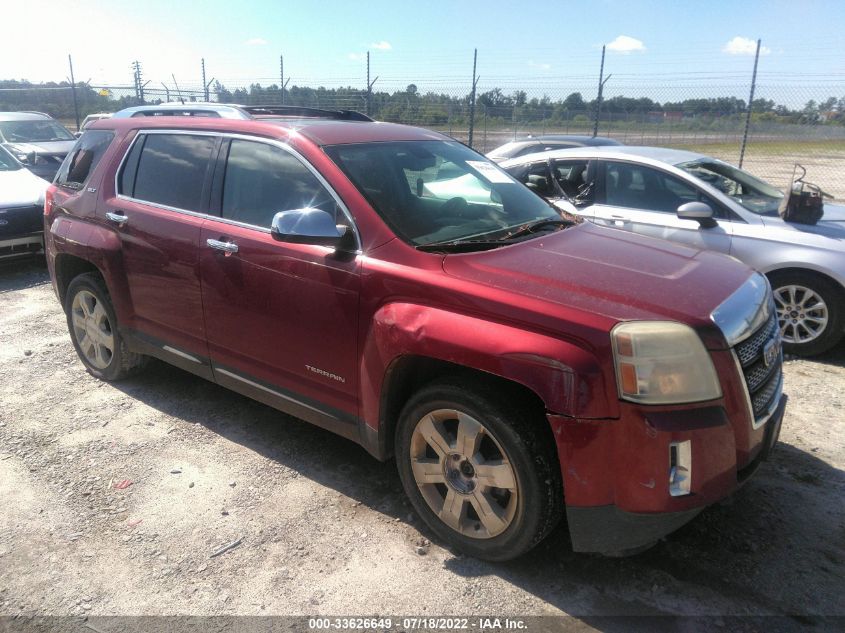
669,440,691,497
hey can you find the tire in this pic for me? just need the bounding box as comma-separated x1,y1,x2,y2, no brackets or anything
65,273,147,381
768,271,844,357
395,378,562,561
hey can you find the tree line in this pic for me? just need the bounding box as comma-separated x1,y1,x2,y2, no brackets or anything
2,79,843,128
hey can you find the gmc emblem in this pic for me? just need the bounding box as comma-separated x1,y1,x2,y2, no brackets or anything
763,338,780,367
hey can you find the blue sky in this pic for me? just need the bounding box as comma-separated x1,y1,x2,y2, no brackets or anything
3,0,844,103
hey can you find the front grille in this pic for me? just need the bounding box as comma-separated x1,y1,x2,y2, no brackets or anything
733,310,782,422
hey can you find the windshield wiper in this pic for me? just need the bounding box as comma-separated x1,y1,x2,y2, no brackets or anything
502,218,571,240
416,239,512,253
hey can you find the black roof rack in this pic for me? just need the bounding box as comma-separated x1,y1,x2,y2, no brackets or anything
239,105,373,122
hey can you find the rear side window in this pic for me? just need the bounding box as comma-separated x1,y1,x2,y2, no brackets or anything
221,139,339,228
55,130,114,190
124,133,216,211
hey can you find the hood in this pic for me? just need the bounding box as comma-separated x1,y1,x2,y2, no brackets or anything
442,222,754,344
2,140,76,156
0,169,49,207
760,202,845,241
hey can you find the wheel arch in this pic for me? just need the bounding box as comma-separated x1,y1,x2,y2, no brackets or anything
373,355,551,461
53,253,102,307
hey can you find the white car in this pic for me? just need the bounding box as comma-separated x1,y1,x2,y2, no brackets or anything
502,146,845,356
0,145,49,258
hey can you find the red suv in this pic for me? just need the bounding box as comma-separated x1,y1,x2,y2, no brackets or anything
45,113,786,560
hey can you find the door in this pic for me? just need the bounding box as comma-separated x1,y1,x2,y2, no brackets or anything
591,160,733,254
199,137,361,428
107,131,219,356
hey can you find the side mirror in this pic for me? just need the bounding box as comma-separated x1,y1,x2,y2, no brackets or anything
677,201,717,228
24,151,37,165
74,131,83,138
270,208,352,249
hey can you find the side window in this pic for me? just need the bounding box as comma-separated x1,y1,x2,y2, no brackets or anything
551,159,591,200
604,162,703,213
130,134,216,211
55,130,114,190
221,139,338,229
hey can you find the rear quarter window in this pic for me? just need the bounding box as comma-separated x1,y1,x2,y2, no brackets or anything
121,133,217,211
55,130,115,189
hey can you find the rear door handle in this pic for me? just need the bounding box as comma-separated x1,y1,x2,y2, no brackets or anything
106,212,128,225
206,238,238,254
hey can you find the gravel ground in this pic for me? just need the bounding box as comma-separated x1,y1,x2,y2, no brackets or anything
1,257,844,632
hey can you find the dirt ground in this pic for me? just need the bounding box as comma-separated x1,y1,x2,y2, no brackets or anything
1,257,844,632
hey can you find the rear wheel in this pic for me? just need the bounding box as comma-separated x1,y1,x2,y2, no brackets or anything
395,379,562,561
65,273,147,381
769,271,844,356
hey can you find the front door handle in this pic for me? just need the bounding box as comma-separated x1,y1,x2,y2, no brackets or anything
206,238,239,254
106,212,128,226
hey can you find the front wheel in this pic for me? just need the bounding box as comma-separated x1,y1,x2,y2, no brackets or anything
769,271,844,356
65,273,147,381
395,379,562,561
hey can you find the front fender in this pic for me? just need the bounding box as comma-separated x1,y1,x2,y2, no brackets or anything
360,302,615,434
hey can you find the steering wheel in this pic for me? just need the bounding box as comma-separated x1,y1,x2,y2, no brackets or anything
440,196,469,218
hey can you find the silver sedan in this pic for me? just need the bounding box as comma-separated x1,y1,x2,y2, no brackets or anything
501,146,845,356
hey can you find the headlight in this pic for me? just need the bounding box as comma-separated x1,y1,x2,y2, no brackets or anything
611,321,722,405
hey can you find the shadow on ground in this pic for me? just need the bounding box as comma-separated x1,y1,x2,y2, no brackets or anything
109,359,845,631
0,256,49,294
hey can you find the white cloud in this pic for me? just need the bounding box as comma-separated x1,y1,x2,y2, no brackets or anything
244,38,267,46
528,60,552,70
370,41,392,51
723,36,771,55
347,52,366,61
606,35,646,53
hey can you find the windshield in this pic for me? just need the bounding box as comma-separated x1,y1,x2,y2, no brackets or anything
0,119,75,143
676,158,783,215
325,140,560,246
0,145,22,171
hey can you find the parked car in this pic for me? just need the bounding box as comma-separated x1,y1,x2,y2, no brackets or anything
111,102,372,121
486,134,621,163
0,111,77,180
79,113,112,134
45,116,785,560
502,146,845,356
0,145,49,258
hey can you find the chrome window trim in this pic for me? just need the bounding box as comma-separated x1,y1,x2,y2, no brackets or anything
113,128,362,251
710,272,772,347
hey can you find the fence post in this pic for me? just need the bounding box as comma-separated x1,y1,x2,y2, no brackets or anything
67,54,80,132
738,38,761,168
467,48,478,148
592,45,606,137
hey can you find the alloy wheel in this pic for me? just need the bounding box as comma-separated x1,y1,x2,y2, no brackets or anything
773,284,829,345
71,289,115,370
409,409,518,539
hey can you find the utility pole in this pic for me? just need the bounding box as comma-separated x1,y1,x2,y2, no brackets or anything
132,60,148,104
593,45,612,137
279,55,290,104
366,52,379,117
201,58,208,101
739,38,762,168
467,48,479,148
67,54,80,132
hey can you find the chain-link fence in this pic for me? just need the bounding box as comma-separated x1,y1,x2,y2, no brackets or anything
2,73,844,199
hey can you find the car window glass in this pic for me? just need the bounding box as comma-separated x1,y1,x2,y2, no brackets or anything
326,140,559,247
605,162,703,213
552,159,591,200
132,134,216,211
221,139,338,229
0,145,21,171
55,130,114,189
0,119,75,142
676,159,783,216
